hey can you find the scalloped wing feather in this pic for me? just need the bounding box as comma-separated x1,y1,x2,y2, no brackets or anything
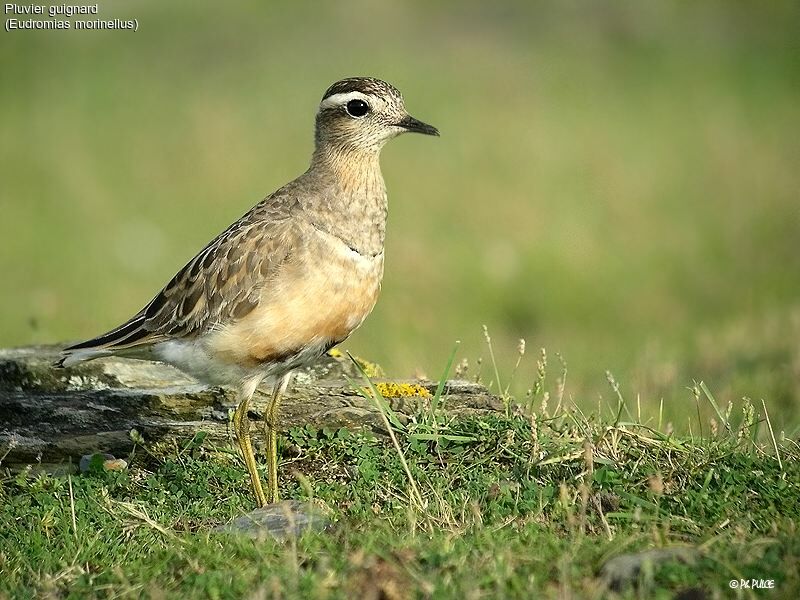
57,201,296,365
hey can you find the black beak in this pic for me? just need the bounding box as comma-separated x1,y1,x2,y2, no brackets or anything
396,115,440,136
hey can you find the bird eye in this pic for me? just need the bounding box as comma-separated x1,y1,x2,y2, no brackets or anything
345,99,370,118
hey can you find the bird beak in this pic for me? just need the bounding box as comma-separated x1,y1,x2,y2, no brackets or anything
396,115,440,136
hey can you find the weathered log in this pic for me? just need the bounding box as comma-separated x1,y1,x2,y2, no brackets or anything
0,346,500,469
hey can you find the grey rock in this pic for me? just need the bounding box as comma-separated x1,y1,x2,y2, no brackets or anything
600,547,698,591
215,500,332,540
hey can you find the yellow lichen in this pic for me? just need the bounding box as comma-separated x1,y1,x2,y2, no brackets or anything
326,350,385,377
373,382,431,398
353,356,385,378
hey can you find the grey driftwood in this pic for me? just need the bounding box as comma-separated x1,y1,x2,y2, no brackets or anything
0,345,500,470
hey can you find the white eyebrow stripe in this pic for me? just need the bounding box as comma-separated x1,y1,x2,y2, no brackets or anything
320,91,371,110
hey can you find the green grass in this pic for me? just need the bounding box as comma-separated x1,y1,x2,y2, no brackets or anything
2,1,799,425
2,371,798,598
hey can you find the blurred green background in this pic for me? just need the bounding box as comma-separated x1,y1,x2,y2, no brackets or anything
2,1,798,427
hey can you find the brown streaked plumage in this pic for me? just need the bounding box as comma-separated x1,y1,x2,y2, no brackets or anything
56,77,439,507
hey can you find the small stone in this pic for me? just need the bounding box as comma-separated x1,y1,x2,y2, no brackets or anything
215,500,332,540
102,458,128,471
79,453,127,472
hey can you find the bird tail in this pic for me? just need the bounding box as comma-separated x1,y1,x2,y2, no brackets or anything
55,347,114,368
54,313,158,368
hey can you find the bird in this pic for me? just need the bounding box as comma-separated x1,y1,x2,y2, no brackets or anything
55,77,439,507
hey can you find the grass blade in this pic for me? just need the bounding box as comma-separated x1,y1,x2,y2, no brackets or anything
347,353,425,510
432,340,460,414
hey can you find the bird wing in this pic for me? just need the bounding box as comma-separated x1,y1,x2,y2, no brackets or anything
59,197,297,360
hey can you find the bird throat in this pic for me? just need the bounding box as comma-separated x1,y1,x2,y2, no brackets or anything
305,148,388,258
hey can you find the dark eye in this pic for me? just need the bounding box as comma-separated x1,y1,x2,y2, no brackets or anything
345,99,370,118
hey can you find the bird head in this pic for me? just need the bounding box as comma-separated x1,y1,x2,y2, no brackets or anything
314,77,439,154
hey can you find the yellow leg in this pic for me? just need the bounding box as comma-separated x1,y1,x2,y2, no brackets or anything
264,374,290,504
233,377,268,507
